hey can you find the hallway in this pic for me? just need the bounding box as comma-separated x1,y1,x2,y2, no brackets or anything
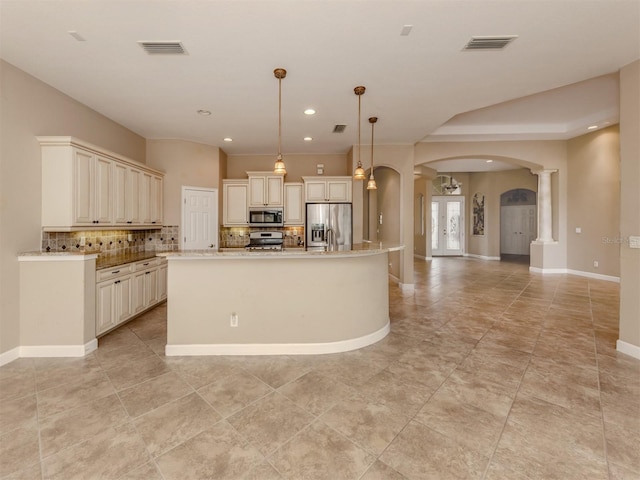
1,258,638,479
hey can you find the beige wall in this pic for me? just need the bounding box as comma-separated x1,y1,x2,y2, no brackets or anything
619,60,640,352
225,154,348,182
416,140,568,269
567,126,620,277
375,167,401,278
467,169,538,258
351,145,415,289
146,139,223,226
0,61,145,357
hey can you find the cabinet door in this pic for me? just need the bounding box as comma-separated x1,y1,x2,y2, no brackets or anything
266,176,284,206
149,175,163,225
327,180,351,202
144,269,159,307
73,149,95,224
127,167,141,224
248,177,266,207
305,181,327,202
113,163,128,224
284,183,304,225
115,276,132,324
158,264,168,301
223,182,249,225
96,281,115,335
94,155,113,224
132,271,146,313
140,172,152,224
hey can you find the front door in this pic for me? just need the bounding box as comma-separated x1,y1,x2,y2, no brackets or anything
182,187,218,250
431,196,465,256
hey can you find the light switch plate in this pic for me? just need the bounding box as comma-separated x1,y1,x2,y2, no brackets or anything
629,236,640,249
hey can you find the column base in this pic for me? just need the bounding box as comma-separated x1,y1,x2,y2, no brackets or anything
530,241,565,272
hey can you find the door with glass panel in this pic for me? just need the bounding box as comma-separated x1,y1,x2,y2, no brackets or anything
431,196,465,256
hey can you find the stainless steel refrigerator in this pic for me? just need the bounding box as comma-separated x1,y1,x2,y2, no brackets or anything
306,203,352,251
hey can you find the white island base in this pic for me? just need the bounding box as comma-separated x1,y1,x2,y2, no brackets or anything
162,248,393,356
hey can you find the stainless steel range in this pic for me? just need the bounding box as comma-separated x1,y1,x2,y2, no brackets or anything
245,231,284,251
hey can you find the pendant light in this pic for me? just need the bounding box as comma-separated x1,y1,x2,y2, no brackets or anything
367,116,378,190
273,68,287,175
353,86,366,180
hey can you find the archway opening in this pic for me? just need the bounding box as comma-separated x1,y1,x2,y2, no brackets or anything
500,188,537,263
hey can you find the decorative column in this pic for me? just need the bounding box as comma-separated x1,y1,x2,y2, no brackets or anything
533,169,557,242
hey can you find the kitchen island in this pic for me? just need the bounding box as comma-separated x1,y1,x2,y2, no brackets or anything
159,244,403,356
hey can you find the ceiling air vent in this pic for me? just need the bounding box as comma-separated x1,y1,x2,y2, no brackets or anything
138,41,187,55
463,35,518,50
333,124,347,133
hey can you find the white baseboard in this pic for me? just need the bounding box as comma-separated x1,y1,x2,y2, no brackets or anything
566,269,620,283
166,321,390,356
400,283,415,295
529,266,620,283
413,254,428,261
529,267,567,274
464,253,501,261
19,339,98,358
616,340,640,360
0,347,20,367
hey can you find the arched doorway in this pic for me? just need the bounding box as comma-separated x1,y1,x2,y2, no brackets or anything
500,188,537,259
363,166,402,277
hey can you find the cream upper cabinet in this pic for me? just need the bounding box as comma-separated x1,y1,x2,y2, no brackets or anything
39,136,164,230
223,180,249,226
302,176,352,203
284,183,304,225
247,172,283,207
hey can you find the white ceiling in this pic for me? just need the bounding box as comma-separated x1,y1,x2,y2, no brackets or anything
1,0,638,161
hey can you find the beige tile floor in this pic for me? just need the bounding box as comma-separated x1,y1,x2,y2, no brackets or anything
1,257,639,479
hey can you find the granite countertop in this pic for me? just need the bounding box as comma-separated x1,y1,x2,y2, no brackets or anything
18,250,162,269
158,243,404,260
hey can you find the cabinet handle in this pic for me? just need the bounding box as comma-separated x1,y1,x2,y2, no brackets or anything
127,221,132,224
111,270,120,274
145,271,151,275
143,263,149,266
115,280,120,284
152,221,156,224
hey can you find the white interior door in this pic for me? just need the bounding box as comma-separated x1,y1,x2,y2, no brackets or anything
431,196,465,256
182,187,218,250
500,205,536,255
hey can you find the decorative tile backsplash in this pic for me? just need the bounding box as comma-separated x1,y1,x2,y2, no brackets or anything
219,226,305,248
42,226,179,255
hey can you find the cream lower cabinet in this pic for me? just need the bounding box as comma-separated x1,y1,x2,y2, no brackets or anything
96,257,166,336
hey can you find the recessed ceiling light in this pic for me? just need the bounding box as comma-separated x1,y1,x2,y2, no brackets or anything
223,137,233,142
587,125,598,130
197,110,211,116
400,25,413,36
486,159,494,163
304,109,316,115
304,137,313,141
67,31,86,42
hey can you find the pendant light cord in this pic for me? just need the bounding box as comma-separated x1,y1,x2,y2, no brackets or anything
278,75,282,157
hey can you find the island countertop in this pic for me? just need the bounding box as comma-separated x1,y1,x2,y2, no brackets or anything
158,242,404,260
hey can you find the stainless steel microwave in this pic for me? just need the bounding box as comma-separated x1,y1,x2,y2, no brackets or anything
248,208,284,227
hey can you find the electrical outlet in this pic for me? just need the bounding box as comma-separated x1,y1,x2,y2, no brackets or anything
80,236,86,246
593,261,599,268
230,312,238,327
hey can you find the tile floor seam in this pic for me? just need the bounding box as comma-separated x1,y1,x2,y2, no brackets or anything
477,277,552,480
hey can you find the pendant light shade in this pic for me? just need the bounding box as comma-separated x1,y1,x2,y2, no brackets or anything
367,116,378,190
353,86,366,180
273,68,287,175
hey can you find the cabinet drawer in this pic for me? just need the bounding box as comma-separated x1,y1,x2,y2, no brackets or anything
134,257,160,271
96,264,134,282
